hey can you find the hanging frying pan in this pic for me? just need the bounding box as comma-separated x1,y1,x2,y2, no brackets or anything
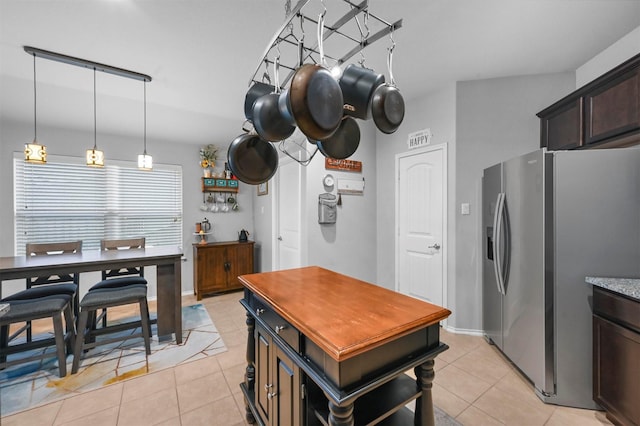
244,81,274,122
339,64,385,120
317,116,360,160
252,57,295,142
286,13,343,141
371,43,405,134
227,132,278,185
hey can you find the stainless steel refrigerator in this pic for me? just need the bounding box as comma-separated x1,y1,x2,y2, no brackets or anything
482,148,640,409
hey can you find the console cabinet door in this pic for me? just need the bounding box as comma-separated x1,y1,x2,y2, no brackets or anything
585,67,640,146
194,245,228,298
229,243,255,289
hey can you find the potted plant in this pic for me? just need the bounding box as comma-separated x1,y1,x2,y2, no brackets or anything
199,144,219,177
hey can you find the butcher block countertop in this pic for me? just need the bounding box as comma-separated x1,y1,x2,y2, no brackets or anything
238,266,451,362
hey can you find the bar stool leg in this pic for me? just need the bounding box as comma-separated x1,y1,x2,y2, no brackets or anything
140,298,151,355
72,310,90,374
64,302,76,355
53,311,67,377
0,325,8,365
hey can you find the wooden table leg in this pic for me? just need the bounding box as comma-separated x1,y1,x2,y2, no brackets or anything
414,359,436,426
157,260,182,343
244,312,256,424
327,399,354,426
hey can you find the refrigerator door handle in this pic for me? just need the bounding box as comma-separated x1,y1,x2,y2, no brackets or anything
492,192,506,295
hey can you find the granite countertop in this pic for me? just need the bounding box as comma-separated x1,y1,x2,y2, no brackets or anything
586,277,640,302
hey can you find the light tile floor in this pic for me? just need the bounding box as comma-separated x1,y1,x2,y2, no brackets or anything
1,292,613,426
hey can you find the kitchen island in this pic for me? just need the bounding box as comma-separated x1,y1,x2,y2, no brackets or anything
587,276,640,426
239,266,451,426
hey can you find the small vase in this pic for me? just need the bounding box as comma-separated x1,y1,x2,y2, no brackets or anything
203,168,212,178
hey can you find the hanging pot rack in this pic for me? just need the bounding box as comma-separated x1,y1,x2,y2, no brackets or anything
248,0,402,89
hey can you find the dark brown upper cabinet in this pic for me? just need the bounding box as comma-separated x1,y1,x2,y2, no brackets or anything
538,53,640,150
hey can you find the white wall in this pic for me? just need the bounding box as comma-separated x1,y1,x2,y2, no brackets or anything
453,72,575,331
304,120,378,283
576,25,640,87
252,120,379,283
375,84,457,295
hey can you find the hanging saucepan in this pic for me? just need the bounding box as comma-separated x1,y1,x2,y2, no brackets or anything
339,64,385,120
252,56,295,142
317,116,360,160
244,81,274,122
371,42,405,134
227,130,278,185
285,12,343,141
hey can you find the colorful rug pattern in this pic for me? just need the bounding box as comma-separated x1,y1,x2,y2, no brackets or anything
0,304,226,417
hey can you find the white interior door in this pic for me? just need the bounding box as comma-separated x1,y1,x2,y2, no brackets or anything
274,157,303,270
396,145,446,307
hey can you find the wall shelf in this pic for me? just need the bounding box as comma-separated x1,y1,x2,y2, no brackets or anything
201,177,239,193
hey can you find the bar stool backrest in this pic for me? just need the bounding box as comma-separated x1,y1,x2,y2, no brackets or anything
25,241,82,286
100,237,145,280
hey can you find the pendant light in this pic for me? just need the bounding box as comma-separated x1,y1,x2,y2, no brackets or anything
86,67,104,167
24,53,47,164
137,80,152,170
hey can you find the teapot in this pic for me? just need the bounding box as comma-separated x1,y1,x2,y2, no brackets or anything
238,229,249,242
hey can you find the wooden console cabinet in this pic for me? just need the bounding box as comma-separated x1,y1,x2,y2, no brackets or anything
239,266,451,426
593,286,640,426
192,241,254,300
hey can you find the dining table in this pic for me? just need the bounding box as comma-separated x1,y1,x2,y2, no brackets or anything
0,246,184,343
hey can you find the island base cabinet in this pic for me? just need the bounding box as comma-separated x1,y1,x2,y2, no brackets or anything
239,267,451,426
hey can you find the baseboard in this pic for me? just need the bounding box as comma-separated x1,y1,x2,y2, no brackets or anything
442,324,484,336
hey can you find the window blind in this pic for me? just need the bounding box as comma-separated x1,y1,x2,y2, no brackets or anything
14,154,183,255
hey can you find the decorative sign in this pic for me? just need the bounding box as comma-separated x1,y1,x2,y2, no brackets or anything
407,128,432,150
325,158,362,172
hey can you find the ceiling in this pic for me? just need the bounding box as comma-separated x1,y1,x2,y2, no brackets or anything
1,0,639,145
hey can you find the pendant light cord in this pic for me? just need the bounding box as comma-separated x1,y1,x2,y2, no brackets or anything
33,53,37,141
93,67,97,150
143,80,147,154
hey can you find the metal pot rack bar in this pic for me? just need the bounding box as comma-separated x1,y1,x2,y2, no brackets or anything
248,0,402,88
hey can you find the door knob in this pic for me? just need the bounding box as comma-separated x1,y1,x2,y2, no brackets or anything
278,236,283,241
428,243,441,250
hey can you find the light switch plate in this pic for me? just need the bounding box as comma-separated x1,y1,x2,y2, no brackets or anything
461,203,470,215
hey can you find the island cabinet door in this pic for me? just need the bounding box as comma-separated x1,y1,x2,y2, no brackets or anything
254,324,304,426
255,326,272,423
273,345,302,426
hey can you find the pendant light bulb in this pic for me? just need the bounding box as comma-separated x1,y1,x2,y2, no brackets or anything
138,79,152,170
87,67,104,167
24,53,47,164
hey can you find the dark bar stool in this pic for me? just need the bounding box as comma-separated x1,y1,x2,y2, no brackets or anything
0,289,76,377
24,241,82,341
71,284,151,374
89,238,149,329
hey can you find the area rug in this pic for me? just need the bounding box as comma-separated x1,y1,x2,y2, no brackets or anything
0,304,226,417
